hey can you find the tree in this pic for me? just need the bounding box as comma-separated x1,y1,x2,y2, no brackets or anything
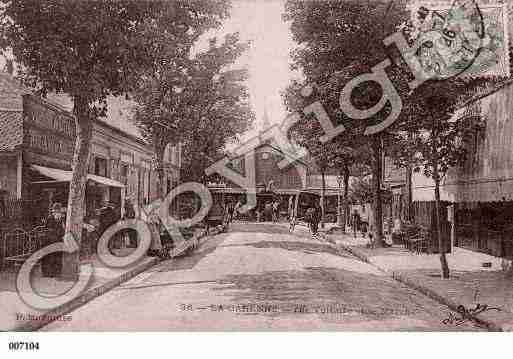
131,1,231,198
176,35,254,184
350,176,374,205
133,32,254,187
284,80,371,231
283,0,408,245
391,80,492,278
0,0,227,279
387,4,509,278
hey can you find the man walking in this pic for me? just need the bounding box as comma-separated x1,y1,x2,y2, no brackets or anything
272,200,280,222
352,209,361,238
306,203,320,237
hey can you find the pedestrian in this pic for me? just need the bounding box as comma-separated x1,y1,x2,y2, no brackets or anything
272,200,280,222
305,204,319,236
234,199,242,220
82,213,99,259
311,202,321,236
226,200,234,224
361,219,368,238
264,201,273,222
288,195,294,221
123,198,137,248
352,210,361,238
42,202,65,277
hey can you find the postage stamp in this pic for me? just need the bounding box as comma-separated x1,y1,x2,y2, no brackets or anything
409,0,510,78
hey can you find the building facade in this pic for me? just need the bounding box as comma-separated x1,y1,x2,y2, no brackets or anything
0,74,180,226
209,136,342,221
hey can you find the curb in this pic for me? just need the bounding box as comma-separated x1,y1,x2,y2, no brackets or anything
336,242,504,332
14,228,218,332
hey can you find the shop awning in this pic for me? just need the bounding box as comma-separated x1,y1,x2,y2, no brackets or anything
31,165,125,188
88,173,125,188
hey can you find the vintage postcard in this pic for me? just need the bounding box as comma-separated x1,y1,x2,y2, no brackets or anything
1,1,513,355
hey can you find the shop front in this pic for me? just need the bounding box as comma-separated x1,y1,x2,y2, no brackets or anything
27,164,125,225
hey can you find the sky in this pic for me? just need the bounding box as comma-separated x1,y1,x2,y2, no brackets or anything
200,0,299,136
0,0,299,139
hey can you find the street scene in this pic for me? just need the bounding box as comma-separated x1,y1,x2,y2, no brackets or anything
41,223,483,331
1,0,513,339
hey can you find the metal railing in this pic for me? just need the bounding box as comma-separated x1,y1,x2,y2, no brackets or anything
0,226,49,272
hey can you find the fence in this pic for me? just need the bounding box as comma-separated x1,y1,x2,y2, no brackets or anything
0,197,24,221
454,201,513,258
411,201,451,253
0,197,43,237
0,225,49,272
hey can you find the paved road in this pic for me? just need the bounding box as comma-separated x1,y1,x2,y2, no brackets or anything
42,222,482,331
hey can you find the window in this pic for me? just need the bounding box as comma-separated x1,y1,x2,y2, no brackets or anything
94,157,107,177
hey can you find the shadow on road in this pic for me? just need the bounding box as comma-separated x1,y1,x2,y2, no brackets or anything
218,240,353,258
211,266,430,321
147,233,230,273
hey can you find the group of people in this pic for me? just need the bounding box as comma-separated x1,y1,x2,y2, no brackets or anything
41,199,133,277
305,202,322,236
255,200,281,222
351,209,372,241
205,198,240,234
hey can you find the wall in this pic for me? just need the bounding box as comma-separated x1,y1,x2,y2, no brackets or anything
0,155,18,197
445,83,513,202
253,145,304,190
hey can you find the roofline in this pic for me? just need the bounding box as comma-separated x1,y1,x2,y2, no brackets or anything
459,78,513,109
0,148,22,155
230,135,309,167
0,107,22,112
23,94,149,148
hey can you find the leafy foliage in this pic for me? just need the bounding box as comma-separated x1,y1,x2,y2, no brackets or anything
0,0,233,274
283,0,410,244
132,31,254,185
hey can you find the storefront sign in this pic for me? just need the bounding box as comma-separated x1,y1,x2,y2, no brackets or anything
27,128,74,157
23,95,76,159
23,95,76,138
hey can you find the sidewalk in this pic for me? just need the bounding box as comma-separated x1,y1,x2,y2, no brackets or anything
0,252,158,331
1,227,218,331
329,231,513,331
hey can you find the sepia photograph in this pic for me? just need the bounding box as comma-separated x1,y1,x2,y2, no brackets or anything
0,0,512,356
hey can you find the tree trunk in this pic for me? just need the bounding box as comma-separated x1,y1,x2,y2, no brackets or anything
152,129,167,201
433,165,450,279
321,170,326,228
406,164,413,222
155,144,166,200
343,165,350,232
61,97,93,280
371,136,385,247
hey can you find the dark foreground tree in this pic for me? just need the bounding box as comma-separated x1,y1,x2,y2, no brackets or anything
0,0,228,279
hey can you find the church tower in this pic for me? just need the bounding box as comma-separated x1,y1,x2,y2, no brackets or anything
258,102,271,143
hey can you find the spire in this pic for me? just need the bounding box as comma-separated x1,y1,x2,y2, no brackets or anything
258,101,271,144
261,104,271,131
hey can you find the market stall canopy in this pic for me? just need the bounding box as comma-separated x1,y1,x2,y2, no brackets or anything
31,164,125,188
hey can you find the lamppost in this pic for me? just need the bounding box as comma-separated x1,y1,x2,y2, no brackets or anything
337,174,343,228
